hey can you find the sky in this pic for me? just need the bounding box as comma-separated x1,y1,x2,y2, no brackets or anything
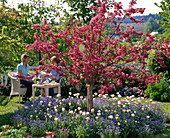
7,0,162,15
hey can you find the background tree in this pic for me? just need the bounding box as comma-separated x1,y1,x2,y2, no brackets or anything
0,0,63,72
62,0,98,25
155,0,170,39
144,17,161,33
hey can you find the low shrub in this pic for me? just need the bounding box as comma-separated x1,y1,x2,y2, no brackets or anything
145,73,170,102
0,85,11,96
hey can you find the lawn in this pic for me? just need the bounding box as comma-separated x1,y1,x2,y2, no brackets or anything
0,95,170,137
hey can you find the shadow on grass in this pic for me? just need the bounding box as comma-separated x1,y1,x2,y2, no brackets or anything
0,95,8,106
0,112,14,126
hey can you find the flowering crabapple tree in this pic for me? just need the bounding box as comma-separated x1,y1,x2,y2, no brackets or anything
27,0,170,111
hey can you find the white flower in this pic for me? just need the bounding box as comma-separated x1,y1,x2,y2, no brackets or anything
78,107,81,110
98,94,103,97
80,96,83,99
79,111,83,114
57,94,61,97
68,102,71,106
117,122,120,126
73,93,80,97
49,115,52,118
62,108,65,112
131,95,135,98
91,108,94,113
146,116,150,119
105,109,108,112
127,109,130,112
75,109,77,112
115,114,119,117
55,109,58,112
54,117,59,121
138,100,141,103
115,117,119,120
123,105,126,108
131,114,135,117
103,95,107,98
122,109,126,112
105,94,108,97
97,112,101,116
82,112,86,116
69,92,72,95
111,94,115,98
117,101,121,105
86,112,89,115
40,101,43,104
94,92,98,95
112,98,118,101
108,115,113,119
69,110,74,114
30,115,33,118
62,98,65,102
98,110,101,113
118,94,122,98
25,106,28,109
49,96,52,99
47,108,49,111
141,97,144,100
31,105,33,107
95,116,99,119
134,111,136,113
86,117,90,120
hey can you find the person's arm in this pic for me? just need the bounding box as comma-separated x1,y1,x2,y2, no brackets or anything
18,70,26,80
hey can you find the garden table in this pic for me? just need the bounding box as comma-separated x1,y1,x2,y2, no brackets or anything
32,83,61,101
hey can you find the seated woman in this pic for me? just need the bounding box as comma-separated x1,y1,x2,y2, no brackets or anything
45,56,61,97
17,54,34,102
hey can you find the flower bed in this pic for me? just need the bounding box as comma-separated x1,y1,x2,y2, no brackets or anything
7,94,168,137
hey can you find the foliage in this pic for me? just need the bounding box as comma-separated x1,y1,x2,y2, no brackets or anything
155,0,170,28
62,0,98,25
144,17,161,33
0,0,63,71
147,49,170,77
10,95,168,137
155,0,170,39
0,85,11,96
145,72,170,102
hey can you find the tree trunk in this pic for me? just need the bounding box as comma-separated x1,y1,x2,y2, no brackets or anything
39,51,42,65
86,83,93,111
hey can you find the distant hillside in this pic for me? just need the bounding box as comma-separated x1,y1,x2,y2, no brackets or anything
122,14,162,23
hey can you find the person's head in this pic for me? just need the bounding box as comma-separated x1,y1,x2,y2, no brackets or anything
51,56,60,65
21,54,30,63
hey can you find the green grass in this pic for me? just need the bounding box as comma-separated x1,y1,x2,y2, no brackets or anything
0,95,24,126
0,95,169,137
